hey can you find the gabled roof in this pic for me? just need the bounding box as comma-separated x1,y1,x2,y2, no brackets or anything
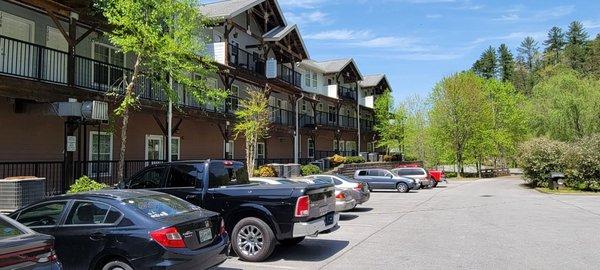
360,74,392,93
312,58,363,80
263,24,309,59
199,0,286,25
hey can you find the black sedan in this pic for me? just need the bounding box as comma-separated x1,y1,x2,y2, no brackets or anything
9,189,229,270
0,213,61,269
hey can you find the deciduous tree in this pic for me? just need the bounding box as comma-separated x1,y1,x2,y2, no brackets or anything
234,87,271,174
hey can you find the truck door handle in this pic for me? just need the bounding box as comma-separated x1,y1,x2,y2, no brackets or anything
89,232,105,241
185,195,197,200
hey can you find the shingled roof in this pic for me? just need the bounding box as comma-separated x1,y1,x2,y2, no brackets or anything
263,25,309,59
199,0,286,24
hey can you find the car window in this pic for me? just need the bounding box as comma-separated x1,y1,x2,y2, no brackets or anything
370,170,382,176
16,201,67,227
130,166,167,189
358,170,367,176
0,218,25,239
65,201,119,225
336,174,358,183
396,168,426,175
123,194,200,219
208,162,249,188
167,164,199,188
333,178,343,185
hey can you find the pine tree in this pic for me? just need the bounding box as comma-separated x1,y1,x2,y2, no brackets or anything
473,46,497,79
517,36,539,71
544,26,566,64
498,44,515,82
565,21,589,71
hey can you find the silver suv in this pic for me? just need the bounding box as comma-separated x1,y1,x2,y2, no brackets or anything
353,169,417,193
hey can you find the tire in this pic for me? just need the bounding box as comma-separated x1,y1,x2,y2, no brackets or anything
232,217,276,262
101,260,133,270
396,182,409,193
427,179,435,189
432,181,438,188
279,237,305,246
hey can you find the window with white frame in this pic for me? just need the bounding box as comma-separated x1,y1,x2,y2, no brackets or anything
328,105,336,123
92,43,125,88
308,138,315,158
224,140,234,159
333,140,339,152
312,72,317,87
256,142,265,159
339,140,346,152
305,71,311,86
171,137,181,161
226,84,239,112
89,131,113,176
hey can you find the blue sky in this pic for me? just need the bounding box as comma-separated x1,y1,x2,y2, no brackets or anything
272,0,600,102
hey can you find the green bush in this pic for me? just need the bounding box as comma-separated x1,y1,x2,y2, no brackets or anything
563,134,600,191
518,137,568,187
301,164,321,176
445,172,458,178
68,175,108,194
344,156,366,164
257,165,277,177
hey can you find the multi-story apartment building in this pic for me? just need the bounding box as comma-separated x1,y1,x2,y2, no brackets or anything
0,0,392,194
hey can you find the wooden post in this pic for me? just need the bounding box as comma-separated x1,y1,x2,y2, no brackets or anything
67,17,77,86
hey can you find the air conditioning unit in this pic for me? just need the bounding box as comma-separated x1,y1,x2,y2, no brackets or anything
82,101,109,121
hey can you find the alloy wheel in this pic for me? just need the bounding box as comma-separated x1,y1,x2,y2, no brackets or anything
237,225,264,257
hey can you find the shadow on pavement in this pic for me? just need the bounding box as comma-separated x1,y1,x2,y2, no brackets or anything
371,190,418,194
351,207,373,212
265,239,350,262
339,214,358,221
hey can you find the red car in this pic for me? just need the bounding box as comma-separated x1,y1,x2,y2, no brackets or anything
427,170,447,187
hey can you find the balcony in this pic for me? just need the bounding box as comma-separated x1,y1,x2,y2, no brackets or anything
361,119,374,132
362,96,375,109
339,115,358,129
0,35,237,116
228,43,265,76
299,113,315,127
338,85,357,101
277,64,302,88
269,106,294,126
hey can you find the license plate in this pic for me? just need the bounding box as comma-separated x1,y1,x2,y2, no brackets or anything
325,213,334,225
197,228,213,243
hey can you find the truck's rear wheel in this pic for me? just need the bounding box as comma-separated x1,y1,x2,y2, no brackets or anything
279,237,305,246
232,217,276,262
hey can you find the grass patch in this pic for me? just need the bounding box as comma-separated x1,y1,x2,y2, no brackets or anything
535,187,600,195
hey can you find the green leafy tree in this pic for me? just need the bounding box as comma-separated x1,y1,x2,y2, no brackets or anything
583,35,600,77
498,44,515,82
96,0,226,181
473,46,497,79
234,87,270,174
544,26,566,65
429,72,490,175
564,21,589,71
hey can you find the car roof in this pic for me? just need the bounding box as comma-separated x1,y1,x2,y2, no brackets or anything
45,189,165,201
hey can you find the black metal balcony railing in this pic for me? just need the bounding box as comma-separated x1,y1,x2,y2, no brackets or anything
361,119,374,132
278,64,302,88
299,113,315,127
228,43,265,76
315,111,336,126
339,85,357,101
339,115,358,129
0,34,239,115
269,106,295,126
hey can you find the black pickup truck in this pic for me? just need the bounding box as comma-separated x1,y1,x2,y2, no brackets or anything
118,160,338,262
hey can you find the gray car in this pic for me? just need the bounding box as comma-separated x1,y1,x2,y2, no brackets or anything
307,174,370,205
392,167,434,189
353,169,417,193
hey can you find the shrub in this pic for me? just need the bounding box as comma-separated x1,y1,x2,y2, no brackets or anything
68,175,108,194
257,165,277,177
563,134,600,191
301,164,321,176
383,154,402,162
445,172,458,178
330,154,346,167
518,137,568,187
344,156,366,164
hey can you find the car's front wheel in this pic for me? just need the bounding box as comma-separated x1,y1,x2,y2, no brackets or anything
232,217,276,262
396,182,409,193
101,260,133,270
279,237,305,246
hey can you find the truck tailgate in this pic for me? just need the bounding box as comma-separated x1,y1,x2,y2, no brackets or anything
304,183,335,220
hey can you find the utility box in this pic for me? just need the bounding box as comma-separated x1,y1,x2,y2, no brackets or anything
268,163,284,177
359,152,369,161
368,153,379,162
0,177,45,212
285,164,301,178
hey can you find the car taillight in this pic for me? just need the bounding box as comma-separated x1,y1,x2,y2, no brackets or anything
354,183,363,191
150,227,185,248
219,219,227,235
336,192,346,199
37,245,58,263
295,195,310,217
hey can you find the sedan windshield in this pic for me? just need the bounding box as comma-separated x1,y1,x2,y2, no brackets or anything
123,194,200,219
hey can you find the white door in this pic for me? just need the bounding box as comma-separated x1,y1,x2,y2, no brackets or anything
0,12,35,76
45,27,68,83
145,135,164,161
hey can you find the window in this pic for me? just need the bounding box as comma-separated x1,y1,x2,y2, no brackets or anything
302,101,307,113
328,105,336,123
305,71,311,86
358,170,367,176
123,194,200,219
226,85,239,112
208,161,249,188
171,137,180,161
65,201,119,225
312,72,317,87
17,202,67,227
89,132,113,176
145,135,164,161
167,164,199,188
308,138,315,158
0,218,25,239
367,142,374,153
92,43,125,88
256,142,266,159
129,166,167,189
333,140,339,152
224,140,235,159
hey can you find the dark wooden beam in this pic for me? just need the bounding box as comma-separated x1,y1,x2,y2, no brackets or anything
75,24,98,45
152,114,168,136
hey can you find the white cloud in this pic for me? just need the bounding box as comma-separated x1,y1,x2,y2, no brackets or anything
286,11,330,24
583,20,600,29
472,31,546,45
534,5,574,19
426,14,443,19
493,14,520,21
304,29,372,40
278,0,328,8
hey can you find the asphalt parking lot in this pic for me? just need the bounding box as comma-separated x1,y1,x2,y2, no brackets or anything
219,176,600,270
